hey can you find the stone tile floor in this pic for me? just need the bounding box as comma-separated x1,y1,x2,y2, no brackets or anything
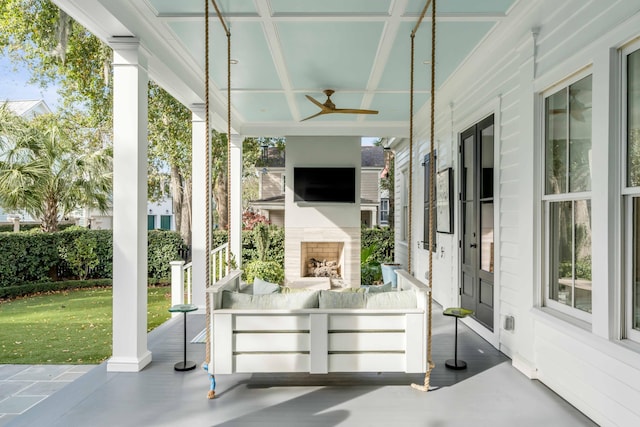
0,364,96,426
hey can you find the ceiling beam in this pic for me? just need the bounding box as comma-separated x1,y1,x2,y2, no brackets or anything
254,0,301,121
155,13,507,23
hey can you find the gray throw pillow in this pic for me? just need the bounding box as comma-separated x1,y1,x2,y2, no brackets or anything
367,282,393,293
253,277,280,295
319,290,366,309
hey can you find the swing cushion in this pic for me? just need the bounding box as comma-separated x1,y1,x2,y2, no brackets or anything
221,290,320,309
365,290,417,309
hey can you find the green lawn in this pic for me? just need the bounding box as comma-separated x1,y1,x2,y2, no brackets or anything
0,286,172,364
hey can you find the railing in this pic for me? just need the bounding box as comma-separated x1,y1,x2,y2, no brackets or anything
170,243,230,314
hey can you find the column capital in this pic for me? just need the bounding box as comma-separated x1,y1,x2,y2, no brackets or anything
191,104,206,122
110,37,148,68
230,133,244,147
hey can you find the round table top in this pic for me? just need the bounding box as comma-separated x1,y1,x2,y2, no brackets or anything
168,304,198,313
443,307,473,318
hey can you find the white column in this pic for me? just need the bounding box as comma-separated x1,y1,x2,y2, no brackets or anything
191,105,207,309
229,134,243,268
107,38,151,372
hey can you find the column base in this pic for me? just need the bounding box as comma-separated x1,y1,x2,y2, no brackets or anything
107,351,152,372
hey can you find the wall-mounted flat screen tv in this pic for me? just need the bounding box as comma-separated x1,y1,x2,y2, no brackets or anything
293,167,356,203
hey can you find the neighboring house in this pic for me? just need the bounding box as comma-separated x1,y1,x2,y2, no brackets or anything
249,145,387,227
3,99,52,119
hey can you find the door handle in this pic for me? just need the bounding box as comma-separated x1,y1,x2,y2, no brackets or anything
469,243,477,248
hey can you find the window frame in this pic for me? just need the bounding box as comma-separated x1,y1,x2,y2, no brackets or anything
423,152,437,251
541,68,594,323
380,198,389,225
401,169,409,242
622,40,640,342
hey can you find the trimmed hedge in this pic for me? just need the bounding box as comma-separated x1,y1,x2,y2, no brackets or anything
0,279,112,300
0,229,186,290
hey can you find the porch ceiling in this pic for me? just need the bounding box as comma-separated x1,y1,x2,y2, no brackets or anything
51,0,520,137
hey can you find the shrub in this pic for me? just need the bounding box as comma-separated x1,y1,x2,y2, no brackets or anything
147,230,187,280
58,233,100,280
243,260,284,285
361,227,394,263
361,245,382,285
57,229,112,279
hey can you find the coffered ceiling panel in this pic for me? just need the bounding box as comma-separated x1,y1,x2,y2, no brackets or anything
53,0,522,136
277,21,385,91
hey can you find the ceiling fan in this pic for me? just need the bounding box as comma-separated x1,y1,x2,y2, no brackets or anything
301,89,378,121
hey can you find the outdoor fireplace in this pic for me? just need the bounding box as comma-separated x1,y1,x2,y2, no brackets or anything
301,242,344,278
283,135,361,286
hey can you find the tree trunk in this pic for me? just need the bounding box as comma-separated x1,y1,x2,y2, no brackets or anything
181,177,192,246
41,196,59,232
214,171,228,230
170,164,183,234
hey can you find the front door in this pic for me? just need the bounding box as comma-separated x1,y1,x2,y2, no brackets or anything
459,115,495,330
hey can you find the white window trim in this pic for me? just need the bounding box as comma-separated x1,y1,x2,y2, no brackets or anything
622,40,640,342
541,67,593,322
401,169,409,242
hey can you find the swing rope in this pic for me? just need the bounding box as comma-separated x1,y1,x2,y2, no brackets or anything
411,0,437,392
204,0,231,399
203,0,211,374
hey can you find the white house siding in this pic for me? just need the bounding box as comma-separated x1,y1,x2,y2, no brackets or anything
394,1,640,425
360,169,381,202
260,170,284,199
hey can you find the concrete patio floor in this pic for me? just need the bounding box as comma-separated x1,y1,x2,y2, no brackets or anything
5,305,598,427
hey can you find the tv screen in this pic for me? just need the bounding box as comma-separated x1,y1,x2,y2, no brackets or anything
294,167,356,203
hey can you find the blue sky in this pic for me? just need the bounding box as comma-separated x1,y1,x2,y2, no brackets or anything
0,54,60,110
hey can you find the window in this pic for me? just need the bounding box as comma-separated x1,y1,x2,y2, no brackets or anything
543,74,593,318
160,215,171,230
147,215,156,230
423,153,436,251
624,45,640,339
380,198,389,224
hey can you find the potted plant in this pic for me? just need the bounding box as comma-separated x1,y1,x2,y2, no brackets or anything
381,262,402,288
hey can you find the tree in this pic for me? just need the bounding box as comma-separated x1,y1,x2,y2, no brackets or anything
1,1,195,241
0,106,112,232
147,83,192,245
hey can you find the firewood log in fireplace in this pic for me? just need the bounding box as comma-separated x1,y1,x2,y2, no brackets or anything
307,258,340,278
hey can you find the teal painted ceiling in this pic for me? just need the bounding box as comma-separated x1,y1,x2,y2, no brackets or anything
138,0,520,134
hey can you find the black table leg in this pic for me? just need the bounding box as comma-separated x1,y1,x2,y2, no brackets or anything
174,311,196,371
445,317,467,370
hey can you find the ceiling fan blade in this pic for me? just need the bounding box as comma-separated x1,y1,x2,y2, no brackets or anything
333,108,379,115
300,110,327,122
305,94,326,110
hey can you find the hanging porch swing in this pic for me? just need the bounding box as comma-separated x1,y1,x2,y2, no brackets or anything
199,0,438,398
